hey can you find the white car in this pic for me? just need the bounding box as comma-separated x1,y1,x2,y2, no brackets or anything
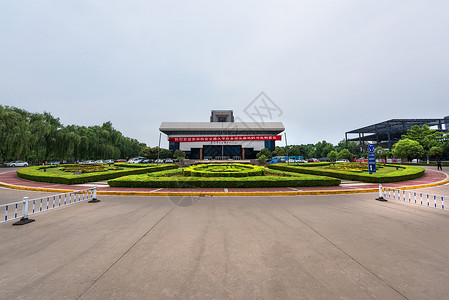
165,159,174,163
295,159,308,163
10,161,29,167
336,159,350,163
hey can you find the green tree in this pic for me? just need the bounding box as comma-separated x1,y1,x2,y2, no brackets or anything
257,148,272,159
258,154,268,164
337,149,352,160
392,139,425,162
402,125,444,162
173,150,186,160
272,147,286,157
429,146,443,159
328,150,337,161
315,141,334,158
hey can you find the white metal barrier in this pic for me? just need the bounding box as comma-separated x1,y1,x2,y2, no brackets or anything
0,187,98,225
378,184,446,211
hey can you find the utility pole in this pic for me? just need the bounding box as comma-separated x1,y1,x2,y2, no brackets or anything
284,132,289,165
221,122,224,160
157,132,161,164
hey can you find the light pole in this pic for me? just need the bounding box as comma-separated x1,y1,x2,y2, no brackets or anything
284,132,289,165
221,122,224,160
157,132,161,164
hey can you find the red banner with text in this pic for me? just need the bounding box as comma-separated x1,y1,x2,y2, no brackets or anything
169,135,282,143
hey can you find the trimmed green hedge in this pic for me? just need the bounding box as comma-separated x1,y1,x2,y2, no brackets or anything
108,168,341,188
17,164,178,185
182,163,265,177
268,164,424,183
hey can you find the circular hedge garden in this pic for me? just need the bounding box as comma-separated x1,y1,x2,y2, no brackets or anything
182,163,265,177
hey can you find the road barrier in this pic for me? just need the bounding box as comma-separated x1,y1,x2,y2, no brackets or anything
377,184,446,211
0,187,98,225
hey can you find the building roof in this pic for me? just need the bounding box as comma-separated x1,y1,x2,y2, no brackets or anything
160,122,285,134
346,118,446,134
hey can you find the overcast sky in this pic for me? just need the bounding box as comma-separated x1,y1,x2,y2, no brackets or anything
1,1,448,148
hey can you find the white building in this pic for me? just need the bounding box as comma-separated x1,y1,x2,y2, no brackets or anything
159,110,285,159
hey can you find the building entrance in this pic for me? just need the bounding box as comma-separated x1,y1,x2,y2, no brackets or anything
203,145,242,160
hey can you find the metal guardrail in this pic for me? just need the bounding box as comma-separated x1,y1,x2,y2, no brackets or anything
0,187,98,225
377,185,446,211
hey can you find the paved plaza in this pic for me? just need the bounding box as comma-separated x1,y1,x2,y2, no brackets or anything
1,167,449,299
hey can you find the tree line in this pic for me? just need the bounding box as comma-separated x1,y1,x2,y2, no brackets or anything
0,105,145,162
256,125,449,163
391,125,449,162
256,140,359,162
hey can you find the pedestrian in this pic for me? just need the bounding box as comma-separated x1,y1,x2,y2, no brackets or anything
437,159,442,171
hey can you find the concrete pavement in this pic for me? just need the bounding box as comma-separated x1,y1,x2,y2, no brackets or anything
2,192,449,299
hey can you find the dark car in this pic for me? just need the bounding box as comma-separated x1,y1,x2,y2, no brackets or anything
319,157,330,162
114,159,127,163
307,158,319,163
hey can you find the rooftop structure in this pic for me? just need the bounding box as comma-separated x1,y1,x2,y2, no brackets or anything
345,117,448,151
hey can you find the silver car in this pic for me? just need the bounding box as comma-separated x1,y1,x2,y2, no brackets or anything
10,161,29,167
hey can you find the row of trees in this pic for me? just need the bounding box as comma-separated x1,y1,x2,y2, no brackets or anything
257,125,449,163
0,105,146,162
391,125,449,162
257,140,359,162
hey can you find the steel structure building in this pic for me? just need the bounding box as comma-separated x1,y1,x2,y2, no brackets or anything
345,117,449,151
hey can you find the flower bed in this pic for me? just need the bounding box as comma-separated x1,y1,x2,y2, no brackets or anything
60,164,123,173
182,163,265,177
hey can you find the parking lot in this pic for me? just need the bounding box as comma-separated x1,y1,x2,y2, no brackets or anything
1,174,449,299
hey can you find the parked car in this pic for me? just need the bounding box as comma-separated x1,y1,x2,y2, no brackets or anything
114,159,127,163
319,157,330,162
104,159,114,164
154,159,164,163
10,161,29,167
307,158,319,163
336,159,350,163
128,157,144,164
295,159,308,163
94,160,104,164
165,159,174,163
49,161,60,165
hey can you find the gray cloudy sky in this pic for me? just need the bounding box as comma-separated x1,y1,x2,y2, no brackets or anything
1,1,448,148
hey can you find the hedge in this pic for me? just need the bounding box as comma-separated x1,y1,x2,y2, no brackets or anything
107,168,341,188
17,164,178,185
182,164,265,177
268,164,424,183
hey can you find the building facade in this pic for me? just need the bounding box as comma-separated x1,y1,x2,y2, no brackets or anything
160,110,285,159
